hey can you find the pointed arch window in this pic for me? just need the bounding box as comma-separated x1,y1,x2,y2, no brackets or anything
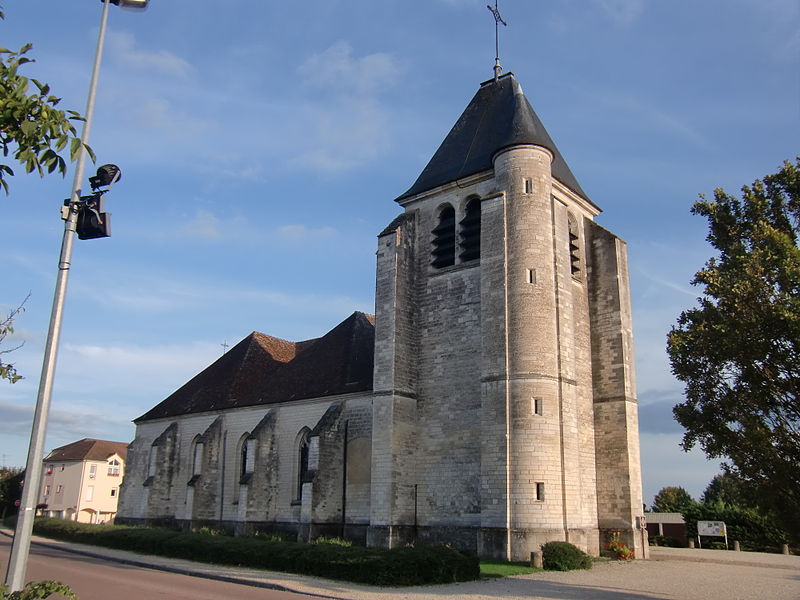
187,436,203,486
295,429,311,502
192,440,204,476
240,435,256,484
144,441,159,486
431,205,456,268
459,198,481,262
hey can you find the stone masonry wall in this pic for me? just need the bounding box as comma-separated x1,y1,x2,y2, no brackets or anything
587,220,646,558
369,215,419,547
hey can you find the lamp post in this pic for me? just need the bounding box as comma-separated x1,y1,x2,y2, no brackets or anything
4,0,148,591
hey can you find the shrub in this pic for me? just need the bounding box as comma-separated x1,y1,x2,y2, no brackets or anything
0,581,76,600
708,541,728,550
30,518,479,586
653,535,682,547
541,541,592,571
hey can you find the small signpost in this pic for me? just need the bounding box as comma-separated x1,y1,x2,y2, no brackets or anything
697,520,728,549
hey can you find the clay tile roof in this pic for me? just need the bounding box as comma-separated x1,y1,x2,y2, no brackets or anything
44,438,128,462
396,72,589,203
135,312,375,422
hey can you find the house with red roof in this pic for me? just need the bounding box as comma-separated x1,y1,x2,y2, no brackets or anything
39,438,128,524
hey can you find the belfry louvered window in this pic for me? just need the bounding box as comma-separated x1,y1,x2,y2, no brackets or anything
459,198,481,262
568,214,582,279
431,205,456,268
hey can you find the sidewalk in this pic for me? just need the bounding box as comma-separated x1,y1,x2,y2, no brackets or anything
3,527,799,600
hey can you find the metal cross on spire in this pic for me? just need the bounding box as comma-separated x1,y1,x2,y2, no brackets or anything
487,1,507,80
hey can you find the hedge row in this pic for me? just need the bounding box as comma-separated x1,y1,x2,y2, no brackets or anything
31,518,479,586
682,502,792,551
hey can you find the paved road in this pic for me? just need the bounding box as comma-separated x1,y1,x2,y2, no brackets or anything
0,536,308,600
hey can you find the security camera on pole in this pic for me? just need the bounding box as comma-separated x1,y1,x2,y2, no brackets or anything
4,0,149,591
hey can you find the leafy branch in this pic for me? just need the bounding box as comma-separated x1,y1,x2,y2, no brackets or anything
0,9,93,194
0,293,29,384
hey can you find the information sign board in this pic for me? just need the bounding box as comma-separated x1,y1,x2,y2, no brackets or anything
698,521,726,536
697,520,728,549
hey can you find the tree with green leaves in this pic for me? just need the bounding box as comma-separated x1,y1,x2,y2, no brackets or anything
0,466,23,518
700,471,756,506
651,486,696,513
667,157,800,542
0,8,92,194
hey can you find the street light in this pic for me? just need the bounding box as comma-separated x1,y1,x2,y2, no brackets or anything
4,0,147,592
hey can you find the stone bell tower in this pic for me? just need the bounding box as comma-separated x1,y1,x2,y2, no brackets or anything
369,72,645,560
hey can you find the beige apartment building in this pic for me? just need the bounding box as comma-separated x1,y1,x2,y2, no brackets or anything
39,438,128,524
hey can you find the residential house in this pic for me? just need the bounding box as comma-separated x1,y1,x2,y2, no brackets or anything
39,438,128,524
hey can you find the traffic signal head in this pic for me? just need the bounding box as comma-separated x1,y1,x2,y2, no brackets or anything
76,193,111,240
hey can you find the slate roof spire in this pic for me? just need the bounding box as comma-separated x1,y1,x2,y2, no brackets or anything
396,72,588,203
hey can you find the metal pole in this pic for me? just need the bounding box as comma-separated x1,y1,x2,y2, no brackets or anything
4,1,112,590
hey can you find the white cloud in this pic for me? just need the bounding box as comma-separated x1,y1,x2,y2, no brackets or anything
0,399,131,440
278,224,337,241
178,208,251,241
106,30,194,79
181,208,223,239
593,0,645,26
62,340,219,380
69,271,370,319
298,41,401,97
639,273,696,298
580,87,715,151
289,96,392,171
288,42,403,172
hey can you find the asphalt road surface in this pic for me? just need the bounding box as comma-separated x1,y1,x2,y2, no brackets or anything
0,537,308,600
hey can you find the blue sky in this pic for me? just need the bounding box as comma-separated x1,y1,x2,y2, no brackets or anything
1,0,798,506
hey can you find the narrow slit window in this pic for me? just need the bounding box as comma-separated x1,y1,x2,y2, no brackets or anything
192,441,204,476
533,397,543,416
527,269,536,284
535,482,545,501
295,430,311,502
459,199,481,262
431,205,456,268
568,214,582,279
240,436,256,480
524,178,533,194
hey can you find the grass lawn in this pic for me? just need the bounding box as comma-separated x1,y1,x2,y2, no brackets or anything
479,560,541,578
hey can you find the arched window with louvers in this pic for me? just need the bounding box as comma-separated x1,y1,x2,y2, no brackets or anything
431,204,456,268
459,197,481,262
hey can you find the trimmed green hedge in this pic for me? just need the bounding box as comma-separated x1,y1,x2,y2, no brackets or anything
541,541,592,571
30,519,479,586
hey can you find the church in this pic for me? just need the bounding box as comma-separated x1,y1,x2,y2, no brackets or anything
117,68,646,561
